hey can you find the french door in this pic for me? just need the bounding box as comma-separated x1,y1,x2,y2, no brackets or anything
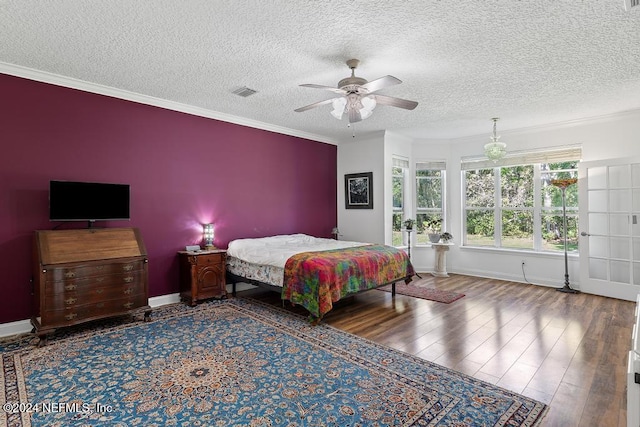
578,157,640,301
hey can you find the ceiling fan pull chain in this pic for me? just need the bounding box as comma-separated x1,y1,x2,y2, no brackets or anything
348,122,356,138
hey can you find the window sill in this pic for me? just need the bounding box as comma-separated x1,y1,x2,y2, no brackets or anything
458,245,578,259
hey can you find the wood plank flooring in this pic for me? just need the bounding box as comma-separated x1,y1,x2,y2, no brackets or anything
241,274,636,427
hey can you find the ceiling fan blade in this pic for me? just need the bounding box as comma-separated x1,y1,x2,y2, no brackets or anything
360,75,402,94
348,107,362,123
373,94,418,110
300,84,347,95
294,97,337,113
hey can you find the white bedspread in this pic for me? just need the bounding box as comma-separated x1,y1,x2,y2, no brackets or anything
226,234,369,268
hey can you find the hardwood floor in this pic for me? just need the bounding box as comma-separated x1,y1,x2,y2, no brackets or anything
241,274,636,427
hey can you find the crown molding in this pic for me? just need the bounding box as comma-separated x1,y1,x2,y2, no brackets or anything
0,61,339,146
450,108,640,144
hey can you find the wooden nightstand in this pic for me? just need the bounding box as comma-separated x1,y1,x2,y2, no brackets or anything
178,249,227,306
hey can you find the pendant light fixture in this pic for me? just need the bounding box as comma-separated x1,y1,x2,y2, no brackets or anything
484,118,507,162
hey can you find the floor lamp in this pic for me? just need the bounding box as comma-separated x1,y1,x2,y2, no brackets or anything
551,178,580,294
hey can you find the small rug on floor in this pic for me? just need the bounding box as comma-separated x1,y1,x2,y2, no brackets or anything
378,282,466,303
1,298,545,426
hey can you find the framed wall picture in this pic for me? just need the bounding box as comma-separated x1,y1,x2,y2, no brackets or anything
345,172,373,209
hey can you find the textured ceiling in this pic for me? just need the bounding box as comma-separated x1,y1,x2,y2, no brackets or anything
1,1,640,144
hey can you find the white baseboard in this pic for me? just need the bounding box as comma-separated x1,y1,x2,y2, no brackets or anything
0,319,33,339
449,268,579,289
149,293,181,307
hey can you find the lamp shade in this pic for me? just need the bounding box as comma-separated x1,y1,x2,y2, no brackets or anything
330,97,347,120
359,95,377,119
484,141,507,162
203,223,214,249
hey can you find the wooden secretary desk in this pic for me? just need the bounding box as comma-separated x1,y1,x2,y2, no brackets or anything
32,227,151,344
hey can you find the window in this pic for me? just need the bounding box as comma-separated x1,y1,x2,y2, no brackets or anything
415,161,446,245
541,162,579,251
462,147,580,252
392,158,409,246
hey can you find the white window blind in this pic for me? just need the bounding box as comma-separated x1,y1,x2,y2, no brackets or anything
416,161,446,170
461,146,582,170
393,157,409,169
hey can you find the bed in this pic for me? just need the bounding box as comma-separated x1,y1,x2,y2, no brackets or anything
226,234,415,321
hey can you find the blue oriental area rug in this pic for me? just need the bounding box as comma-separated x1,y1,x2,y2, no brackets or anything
0,298,547,426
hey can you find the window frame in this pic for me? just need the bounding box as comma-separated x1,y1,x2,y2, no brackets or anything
415,161,446,246
391,157,409,247
462,147,580,252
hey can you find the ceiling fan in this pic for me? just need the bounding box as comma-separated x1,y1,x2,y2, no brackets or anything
294,59,419,124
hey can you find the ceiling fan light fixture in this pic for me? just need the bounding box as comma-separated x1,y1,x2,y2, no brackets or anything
484,118,507,162
295,58,417,125
330,97,347,120
359,95,376,120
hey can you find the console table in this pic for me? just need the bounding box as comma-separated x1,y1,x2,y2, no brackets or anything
430,242,453,277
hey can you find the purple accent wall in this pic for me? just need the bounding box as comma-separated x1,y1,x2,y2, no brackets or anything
0,73,337,324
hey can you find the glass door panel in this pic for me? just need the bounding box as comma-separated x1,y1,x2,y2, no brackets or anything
589,235,608,258
579,158,640,301
610,236,630,260
610,260,630,284
588,213,608,235
609,165,630,188
610,214,630,236
589,258,607,280
588,190,607,211
609,189,630,212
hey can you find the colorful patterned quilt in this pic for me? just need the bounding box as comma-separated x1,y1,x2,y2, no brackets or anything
282,244,415,320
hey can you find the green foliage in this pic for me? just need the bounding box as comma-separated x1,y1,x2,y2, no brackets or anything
466,210,494,237
416,171,442,209
392,213,402,231
502,210,533,238
464,161,579,251
465,169,495,207
501,166,534,208
392,167,404,209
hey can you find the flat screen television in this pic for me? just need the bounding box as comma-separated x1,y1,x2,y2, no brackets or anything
49,180,130,223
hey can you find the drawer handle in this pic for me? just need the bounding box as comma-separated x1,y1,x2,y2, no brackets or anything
95,289,104,294
64,284,77,291
95,265,105,270
123,302,134,309
64,313,77,321
123,265,134,271
96,277,105,283
124,288,133,295
96,302,105,308
123,276,134,283
65,297,77,305
65,271,76,278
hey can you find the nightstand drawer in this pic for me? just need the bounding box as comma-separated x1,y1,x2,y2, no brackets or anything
195,253,224,266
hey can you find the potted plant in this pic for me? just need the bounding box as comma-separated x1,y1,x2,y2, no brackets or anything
425,217,442,243
440,232,453,243
403,218,415,230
